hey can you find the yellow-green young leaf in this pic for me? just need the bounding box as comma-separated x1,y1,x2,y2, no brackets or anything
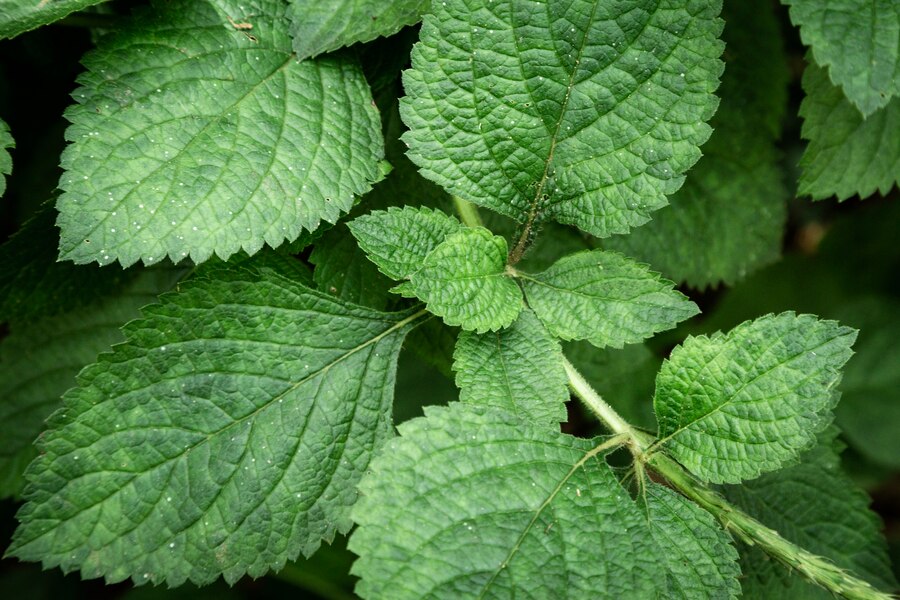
606,0,788,289
56,0,384,267
401,0,724,238
724,433,897,598
349,403,669,599
0,0,109,39
288,0,429,60
798,60,900,201
348,206,463,281
410,228,522,333
653,312,857,484
641,484,741,599
784,0,900,116
9,265,425,586
0,117,12,197
453,309,568,425
520,250,698,349
0,268,182,499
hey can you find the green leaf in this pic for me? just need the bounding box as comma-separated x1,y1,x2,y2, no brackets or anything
798,60,900,201
288,0,429,60
0,0,109,39
310,223,394,310
56,0,385,267
653,312,857,484
0,205,140,324
520,250,698,349
348,206,462,281
9,264,425,586
0,117,13,197
784,0,900,116
349,403,666,599
410,227,522,332
606,0,788,288
453,309,568,425
401,0,724,238
641,483,741,599
724,433,897,598
834,298,900,469
0,268,182,499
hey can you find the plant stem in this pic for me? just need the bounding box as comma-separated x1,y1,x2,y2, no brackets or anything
453,196,484,228
562,355,894,600
561,355,641,446
648,453,892,600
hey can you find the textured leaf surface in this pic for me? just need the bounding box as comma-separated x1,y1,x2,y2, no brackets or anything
453,309,568,425
521,250,698,349
0,205,139,324
310,224,393,310
606,0,787,288
642,483,741,599
724,434,897,598
0,268,181,499
288,0,429,59
798,61,900,201
0,117,12,197
401,0,724,238
56,0,384,267
0,0,108,39
410,228,522,332
9,265,424,586
785,0,900,115
653,312,857,484
348,206,462,281
349,403,666,599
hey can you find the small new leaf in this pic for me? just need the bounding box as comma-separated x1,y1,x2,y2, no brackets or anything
453,309,568,426
9,264,424,586
410,228,522,333
642,483,741,599
785,0,900,115
520,250,698,349
798,61,900,201
348,206,463,281
288,0,429,60
653,312,857,484
349,403,667,599
401,0,724,238
56,0,384,267
0,117,12,197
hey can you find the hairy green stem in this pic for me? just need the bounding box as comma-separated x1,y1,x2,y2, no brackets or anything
562,355,893,600
648,454,892,600
453,196,484,228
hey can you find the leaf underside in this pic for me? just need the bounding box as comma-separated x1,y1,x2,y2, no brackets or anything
287,0,429,60
798,61,900,201
0,0,109,39
401,0,724,238
9,264,423,586
653,312,857,484
56,0,384,267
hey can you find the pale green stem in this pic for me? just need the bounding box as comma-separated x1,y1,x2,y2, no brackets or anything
562,354,894,600
453,196,484,228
